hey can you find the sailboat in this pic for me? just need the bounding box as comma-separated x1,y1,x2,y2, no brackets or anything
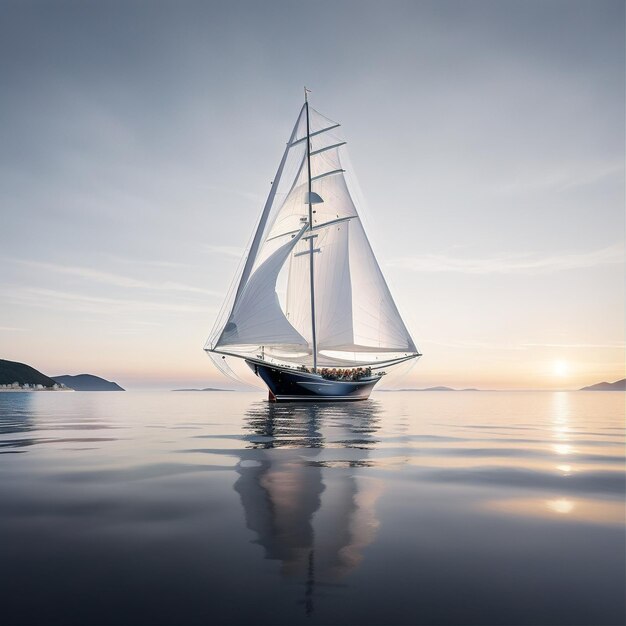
205,90,420,401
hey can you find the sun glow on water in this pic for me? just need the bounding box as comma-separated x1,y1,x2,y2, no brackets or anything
553,443,572,456
547,499,575,515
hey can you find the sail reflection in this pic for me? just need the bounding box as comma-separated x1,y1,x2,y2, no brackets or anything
234,401,383,611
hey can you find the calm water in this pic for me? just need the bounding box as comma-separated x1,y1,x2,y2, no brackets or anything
0,391,624,626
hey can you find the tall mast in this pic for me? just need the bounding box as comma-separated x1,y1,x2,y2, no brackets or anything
304,87,318,372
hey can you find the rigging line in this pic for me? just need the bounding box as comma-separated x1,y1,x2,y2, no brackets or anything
208,351,421,371
265,216,356,243
288,123,341,146
369,353,422,369
206,351,262,390
284,148,308,200
204,224,254,349
310,141,347,156
230,107,304,300
310,168,345,182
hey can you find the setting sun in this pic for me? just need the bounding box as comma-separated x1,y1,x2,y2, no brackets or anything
553,360,570,377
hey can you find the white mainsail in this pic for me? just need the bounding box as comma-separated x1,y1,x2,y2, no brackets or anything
206,102,418,368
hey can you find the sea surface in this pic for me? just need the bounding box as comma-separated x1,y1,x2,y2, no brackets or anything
0,391,624,626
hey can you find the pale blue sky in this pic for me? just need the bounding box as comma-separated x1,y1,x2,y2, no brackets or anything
1,0,624,389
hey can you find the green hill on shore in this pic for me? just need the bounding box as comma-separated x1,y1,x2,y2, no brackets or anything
0,359,59,387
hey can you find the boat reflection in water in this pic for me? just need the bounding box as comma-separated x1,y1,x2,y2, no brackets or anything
234,401,383,613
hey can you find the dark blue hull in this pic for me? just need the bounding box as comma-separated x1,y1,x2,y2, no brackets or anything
247,361,380,401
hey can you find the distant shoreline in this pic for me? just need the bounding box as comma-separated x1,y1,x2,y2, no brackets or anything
171,388,234,392
380,388,626,392
2,388,624,394
0,388,74,393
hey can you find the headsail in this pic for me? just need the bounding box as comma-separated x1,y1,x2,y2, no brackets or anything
217,223,309,348
206,103,418,367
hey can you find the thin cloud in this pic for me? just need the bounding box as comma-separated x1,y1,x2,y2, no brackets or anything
422,339,528,351
487,160,624,195
388,244,624,275
106,255,194,269
521,342,626,349
2,286,214,316
422,339,625,351
12,260,219,296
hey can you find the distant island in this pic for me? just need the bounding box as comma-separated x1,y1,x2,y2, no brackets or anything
579,378,626,391
0,359,125,392
0,358,65,390
172,387,233,392
53,374,125,391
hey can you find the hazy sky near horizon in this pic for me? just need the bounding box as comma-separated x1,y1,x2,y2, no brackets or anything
1,0,624,390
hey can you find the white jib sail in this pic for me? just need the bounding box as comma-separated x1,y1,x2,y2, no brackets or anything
218,224,309,348
207,104,418,366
